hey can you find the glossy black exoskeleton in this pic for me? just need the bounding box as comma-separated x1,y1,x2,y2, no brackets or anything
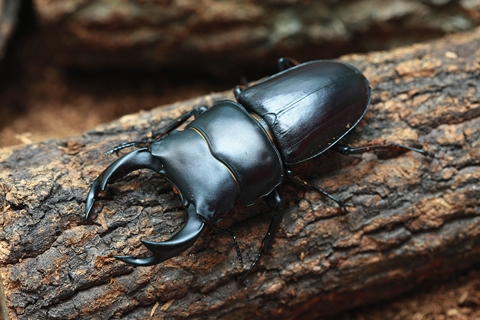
85,58,428,280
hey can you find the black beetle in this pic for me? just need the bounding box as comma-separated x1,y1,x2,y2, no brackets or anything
86,58,428,279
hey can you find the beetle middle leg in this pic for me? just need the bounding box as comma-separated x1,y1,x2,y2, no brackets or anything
239,188,285,283
213,226,244,269
233,57,301,99
285,168,345,208
105,106,209,155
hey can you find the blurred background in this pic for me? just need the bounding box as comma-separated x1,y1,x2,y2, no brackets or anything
1,0,480,319
1,0,479,148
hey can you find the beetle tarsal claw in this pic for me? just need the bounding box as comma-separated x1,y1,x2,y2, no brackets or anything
115,205,205,267
85,148,163,219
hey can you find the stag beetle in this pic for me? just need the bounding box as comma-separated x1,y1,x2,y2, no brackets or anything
86,58,428,280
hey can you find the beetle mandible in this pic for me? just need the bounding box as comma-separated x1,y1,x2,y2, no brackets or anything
85,58,428,280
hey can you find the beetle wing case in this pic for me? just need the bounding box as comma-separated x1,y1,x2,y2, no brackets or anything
237,61,371,165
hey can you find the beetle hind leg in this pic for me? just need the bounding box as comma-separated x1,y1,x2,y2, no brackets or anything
239,189,284,283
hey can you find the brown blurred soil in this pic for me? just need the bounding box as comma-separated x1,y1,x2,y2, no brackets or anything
0,28,232,148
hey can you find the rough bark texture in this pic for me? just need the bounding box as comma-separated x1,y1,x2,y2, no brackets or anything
0,26,479,319
34,0,480,78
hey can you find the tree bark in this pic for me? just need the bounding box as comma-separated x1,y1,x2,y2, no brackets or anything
0,27,479,320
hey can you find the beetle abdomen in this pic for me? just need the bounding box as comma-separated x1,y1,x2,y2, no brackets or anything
237,61,371,165
188,101,284,206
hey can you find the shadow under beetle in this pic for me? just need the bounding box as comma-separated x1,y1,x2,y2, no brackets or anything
86,57,429,281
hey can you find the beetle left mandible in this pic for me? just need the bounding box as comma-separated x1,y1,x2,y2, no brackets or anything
85,58,430,280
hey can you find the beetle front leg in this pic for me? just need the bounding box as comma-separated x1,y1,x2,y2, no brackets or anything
239,188,284,283
105,106,209,155
150,105,208,140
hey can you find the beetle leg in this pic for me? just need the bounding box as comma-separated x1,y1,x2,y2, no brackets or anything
233,86,244,99
239,188,284,282
277,57,300,72
150,106,208,140
104,106,209,156
85,148,163,219
285,168,345,208
115,204,205,266
213,226,244,269
332,142,432,157
234,57,300,99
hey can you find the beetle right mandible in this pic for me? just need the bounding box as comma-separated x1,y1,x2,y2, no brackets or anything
85,57,429,280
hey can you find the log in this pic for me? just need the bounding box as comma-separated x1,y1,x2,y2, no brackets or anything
33,0,480,78
0,27,480,320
